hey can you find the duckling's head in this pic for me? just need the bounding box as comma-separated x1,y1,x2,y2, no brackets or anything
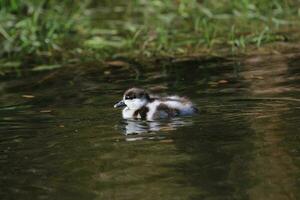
114,88,151,110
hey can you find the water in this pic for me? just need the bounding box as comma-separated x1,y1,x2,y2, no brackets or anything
0,53,300,200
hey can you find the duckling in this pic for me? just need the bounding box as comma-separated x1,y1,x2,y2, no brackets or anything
114,88,198,120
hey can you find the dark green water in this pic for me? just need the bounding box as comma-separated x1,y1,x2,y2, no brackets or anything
0,54,300,200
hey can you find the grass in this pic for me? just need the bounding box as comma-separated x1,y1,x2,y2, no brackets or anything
0,0,300,71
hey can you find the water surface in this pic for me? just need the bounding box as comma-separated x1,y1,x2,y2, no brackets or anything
0,54,300,200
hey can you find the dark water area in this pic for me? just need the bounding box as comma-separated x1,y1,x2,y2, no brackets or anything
0,53,300,200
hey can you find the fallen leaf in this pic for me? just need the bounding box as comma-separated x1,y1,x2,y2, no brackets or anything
105,60,129,67
40,110,52,113
32,64,62,71
218,80,228,84
22,95,35,98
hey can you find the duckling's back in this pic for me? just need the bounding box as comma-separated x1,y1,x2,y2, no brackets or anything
149,96,198,119
163,96,198,114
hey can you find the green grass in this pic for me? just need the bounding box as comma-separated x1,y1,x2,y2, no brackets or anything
0,0,89,59
0,0,300,70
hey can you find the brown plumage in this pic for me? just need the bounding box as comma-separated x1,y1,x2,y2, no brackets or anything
124,88,151,101
133,106,149,120
153,103,180,119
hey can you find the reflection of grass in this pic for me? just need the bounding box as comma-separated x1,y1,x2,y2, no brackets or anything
0,0,299,68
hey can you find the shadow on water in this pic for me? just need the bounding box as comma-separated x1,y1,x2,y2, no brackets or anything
0,54,300,200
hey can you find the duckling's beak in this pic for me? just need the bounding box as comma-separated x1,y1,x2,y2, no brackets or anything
114,100,126,108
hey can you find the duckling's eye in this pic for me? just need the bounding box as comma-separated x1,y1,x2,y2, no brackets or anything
125,95,135,100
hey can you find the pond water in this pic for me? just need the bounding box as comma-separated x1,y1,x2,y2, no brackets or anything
0,53,300,200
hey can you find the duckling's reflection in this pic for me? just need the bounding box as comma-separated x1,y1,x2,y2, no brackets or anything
117,118,193,141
